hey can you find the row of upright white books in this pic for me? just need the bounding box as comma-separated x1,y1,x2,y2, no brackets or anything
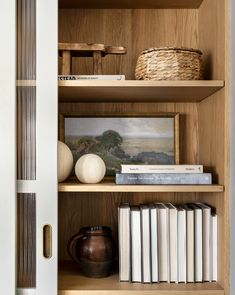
118,202,217,283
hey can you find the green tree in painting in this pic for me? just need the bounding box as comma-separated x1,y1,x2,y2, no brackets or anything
96,130,122,150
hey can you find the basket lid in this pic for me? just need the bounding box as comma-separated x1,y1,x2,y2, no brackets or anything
140,47,202,55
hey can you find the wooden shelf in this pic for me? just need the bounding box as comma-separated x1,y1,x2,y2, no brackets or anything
59,262,224,295
58,80,224,103
59,0,204,9
58,179,224,193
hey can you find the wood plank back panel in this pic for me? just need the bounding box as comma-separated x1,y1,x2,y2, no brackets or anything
17,193,36,288
198,0,228,291
59,192,199,261
59,9,198,79
199,0,225,80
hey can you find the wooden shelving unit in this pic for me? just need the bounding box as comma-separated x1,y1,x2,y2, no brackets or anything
59,262,224,295
59,80,224,103
58,180,224,193
58,0,230,294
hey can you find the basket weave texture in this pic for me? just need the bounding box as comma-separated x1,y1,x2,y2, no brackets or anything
135,47,203,80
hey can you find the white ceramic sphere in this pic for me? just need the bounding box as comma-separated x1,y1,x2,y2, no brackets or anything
58,141,74,182
75,154,106,184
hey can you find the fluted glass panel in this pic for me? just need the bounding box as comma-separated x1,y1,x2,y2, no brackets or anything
17,193,36,288
17,86,36,180
17,0,36,180
17,0,36,80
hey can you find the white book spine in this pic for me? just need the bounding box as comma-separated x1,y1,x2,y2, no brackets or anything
186,211,195,282
131,210,142,282
141,208,151,283
158,208,169,282
201,206,211,281
121,165,203,174
150,208,159,282
195,209,203,282
118,207,130,281
169,210,177,282
211,215,218,281
177,210,186,283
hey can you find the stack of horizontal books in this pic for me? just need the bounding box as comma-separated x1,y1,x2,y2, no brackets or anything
116,165,212,185
118,203,217,283
58,75,125,80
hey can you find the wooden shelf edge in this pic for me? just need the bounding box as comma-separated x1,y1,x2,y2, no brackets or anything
58,80,225,88
58,80,224,103
59,290,224,295
58,262,224,295
58,183,224,193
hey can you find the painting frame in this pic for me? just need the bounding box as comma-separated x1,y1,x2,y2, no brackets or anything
59,112,180,175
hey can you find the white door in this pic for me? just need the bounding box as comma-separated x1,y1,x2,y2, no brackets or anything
0,0,58,294
0,1,16,294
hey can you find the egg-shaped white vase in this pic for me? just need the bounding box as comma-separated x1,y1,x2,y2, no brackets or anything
58,141,74,182
75,154,106,184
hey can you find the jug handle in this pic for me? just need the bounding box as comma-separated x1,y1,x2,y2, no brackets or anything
68,233,84,264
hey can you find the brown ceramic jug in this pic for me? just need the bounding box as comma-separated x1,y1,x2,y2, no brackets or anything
68,226,115,278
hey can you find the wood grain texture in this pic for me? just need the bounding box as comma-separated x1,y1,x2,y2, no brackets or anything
198,0,228,292
59,0,203,9
58,262,224,294
61,51,72,75
199,0,225,80
58,80,224,103
93,51,102,74
17,193,36,288
58,181,224,193
59,43,105,51
224,0,231,294
59,192,200,261
59,43,126,55
59,9,198,79
59,113,65,142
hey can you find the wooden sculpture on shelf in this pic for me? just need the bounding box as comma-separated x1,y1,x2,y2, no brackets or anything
58,42,127,75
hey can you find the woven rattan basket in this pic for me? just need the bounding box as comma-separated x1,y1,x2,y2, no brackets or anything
135,47,203,80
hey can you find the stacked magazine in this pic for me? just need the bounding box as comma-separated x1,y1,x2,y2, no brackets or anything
116,165,212,185
118,203,217,283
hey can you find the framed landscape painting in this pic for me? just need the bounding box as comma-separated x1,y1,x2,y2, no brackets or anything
60,113,179,176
